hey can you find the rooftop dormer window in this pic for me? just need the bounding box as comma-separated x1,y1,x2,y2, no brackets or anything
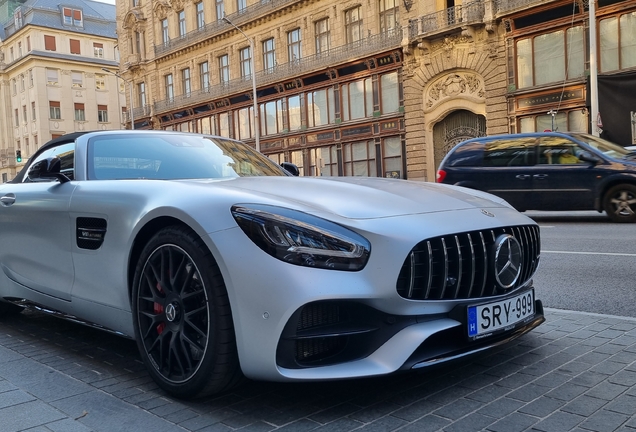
63,7,83,27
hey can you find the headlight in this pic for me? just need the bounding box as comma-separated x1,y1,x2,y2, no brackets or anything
231,205,370,271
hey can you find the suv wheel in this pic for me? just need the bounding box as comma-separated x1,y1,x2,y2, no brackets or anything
603,184,636,223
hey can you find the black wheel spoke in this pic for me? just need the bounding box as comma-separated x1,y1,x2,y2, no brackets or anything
184,316,207,340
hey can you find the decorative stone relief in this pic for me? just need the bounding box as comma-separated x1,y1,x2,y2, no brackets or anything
154,2,170,19
430,35,470,58
425,72,485,111
168,0,186,11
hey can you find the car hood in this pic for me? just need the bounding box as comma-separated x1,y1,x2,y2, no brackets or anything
211,176,512,219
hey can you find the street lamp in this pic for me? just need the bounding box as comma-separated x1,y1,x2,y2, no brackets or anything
223,16,260,152
102,68,134,130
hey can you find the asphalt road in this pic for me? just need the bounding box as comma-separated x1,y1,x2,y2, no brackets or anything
526,211,636,318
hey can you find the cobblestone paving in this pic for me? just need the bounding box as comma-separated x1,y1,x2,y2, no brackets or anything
1,308,636,432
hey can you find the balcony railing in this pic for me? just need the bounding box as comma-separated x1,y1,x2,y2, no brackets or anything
409,1,485,39
154,0,300,57
153,28,402,114
128,104,152,121
494,0,559,15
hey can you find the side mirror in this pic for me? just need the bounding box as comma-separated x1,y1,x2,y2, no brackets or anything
280,162,300,176
27,157,70,183
578,151,602,165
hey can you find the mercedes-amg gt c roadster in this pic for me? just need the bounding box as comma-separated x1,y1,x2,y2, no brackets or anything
0,130,544,398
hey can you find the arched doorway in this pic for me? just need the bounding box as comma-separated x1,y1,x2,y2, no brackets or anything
433,109,486,169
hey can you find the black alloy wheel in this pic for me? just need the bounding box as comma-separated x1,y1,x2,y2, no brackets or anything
603,184,636,223
132,226,242,398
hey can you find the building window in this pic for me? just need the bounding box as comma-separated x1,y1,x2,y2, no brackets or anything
341,78,373,121
22,105,27,123
287,28,301,62
95,74,106,90
70,38,81,54
165,74,174,101
98,105,108,122
132,0,139,6
518,110,587,133
46,68,59,85
343,141,376,177
315,18,330,54
380,71,400,114
516,26,585,89
10,47,14,61
600,12,636,72
219,54,229,84
216,0,224,21
32,101,36,120
49,101,61,119
345,7,363,44
11,79,16,95
196,2,205,29
72,71,83,88
25,137,29,156
200,61,210,90
260,100,284,135
63,8,83,27
307,88,336,127
178,10,186,37
18,41,22,57
29,69,34,86
139,82,147,107
93,42,104,58
262,38,276,72
237,0,246,12
26,36,30,51
14,109,19,127
134,31,142,55
44,34,56,51
74,103,85,121
287,95,302,131
240,47,252,79
379,0,399,33
161,18,169,44
20,74,25,91
234,107,254,139
182,68,191,96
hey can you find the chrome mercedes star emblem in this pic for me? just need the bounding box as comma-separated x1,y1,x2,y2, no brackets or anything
165,303,177,322
493,234,522,289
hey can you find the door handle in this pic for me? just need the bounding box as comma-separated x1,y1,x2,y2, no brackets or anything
0,193,16,206
515,174,531,180
533,174,548,179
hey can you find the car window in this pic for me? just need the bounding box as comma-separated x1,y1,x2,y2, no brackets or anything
24,143,75,182
567,133,632,159
87,134,287,180
445,142,484,167
538,137,583,165
483,138,536,167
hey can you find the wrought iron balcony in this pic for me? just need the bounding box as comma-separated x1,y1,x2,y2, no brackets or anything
154,0,301,58
494,0,560,15
153,28,402,115
129,104,153,121
408,1,485,40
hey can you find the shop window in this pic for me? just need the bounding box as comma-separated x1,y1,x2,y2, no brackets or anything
600,12,636,72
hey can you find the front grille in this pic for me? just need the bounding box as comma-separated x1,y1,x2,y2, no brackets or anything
396,225,540,300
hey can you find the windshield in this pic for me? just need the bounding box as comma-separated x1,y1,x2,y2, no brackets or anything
88,134,287,180
566,133,634,159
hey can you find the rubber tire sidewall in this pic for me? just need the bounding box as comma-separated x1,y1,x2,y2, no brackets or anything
603,184,636,223
131,226,240,399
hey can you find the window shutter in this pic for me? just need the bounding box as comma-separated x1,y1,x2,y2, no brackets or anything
73,10,82,20
93,42,103,48
70,39,80,54
50,101,60,108
44,35,56,51
98,105,107,111
63,8,72,17
74,103,84,110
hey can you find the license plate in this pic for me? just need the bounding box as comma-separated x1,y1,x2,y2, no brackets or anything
467,289,535,339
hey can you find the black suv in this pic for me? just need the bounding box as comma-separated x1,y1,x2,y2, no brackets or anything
437,132,636,222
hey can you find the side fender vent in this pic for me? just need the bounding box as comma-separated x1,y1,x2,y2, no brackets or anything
76,217,107,250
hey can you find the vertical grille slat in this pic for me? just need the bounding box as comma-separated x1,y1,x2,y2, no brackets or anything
396,224,540,301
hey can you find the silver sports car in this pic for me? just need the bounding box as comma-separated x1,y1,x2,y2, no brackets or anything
0,130,544,399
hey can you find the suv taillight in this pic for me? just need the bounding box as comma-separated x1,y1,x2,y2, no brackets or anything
436,169,446,183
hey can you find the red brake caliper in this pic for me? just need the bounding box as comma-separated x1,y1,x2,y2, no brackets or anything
154,283,165,335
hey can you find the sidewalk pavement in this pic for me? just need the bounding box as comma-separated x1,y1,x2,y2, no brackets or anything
1,307,636,432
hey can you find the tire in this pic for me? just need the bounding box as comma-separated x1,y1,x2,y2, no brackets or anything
603,184,636,223
132,226,242,399
0,302,24,316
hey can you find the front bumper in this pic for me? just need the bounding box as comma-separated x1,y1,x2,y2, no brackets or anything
275,297,544,380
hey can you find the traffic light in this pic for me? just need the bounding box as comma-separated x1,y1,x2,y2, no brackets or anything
15,150,22,163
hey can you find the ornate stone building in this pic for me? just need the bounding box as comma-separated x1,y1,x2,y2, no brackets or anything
115,0,636,181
